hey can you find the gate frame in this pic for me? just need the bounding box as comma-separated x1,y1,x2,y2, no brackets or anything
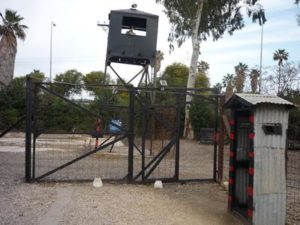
25,76,225,183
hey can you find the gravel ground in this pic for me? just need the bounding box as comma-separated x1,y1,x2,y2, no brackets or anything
1,132,298,225
0,181,242,225
60,183,240,225
0,133,242,225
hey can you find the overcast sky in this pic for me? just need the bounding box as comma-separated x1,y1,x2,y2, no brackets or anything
1,0,300,86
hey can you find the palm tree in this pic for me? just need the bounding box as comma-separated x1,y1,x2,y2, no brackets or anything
197,61,210,73
222,73,235,100
0,9,28,87
154,50,164,74
273,49,289,93
246,0,267,25
273,49,289,67
249,69,259,93
152,50,164,103
234,62,248,93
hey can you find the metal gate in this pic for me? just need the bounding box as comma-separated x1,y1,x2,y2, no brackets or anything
24,76,224,183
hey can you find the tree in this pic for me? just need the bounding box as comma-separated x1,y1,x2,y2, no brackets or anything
152,50,165,103
273,49,289,67
222,73,235,100
264,62,299,95
159,62,189,87
156,0,264,138
155,50,164,74
213,82,222,93
293,0,300,25
197,60,209,73
0,70,45,129
0,9,28,87
27,69,45,82
54,69,83,97
0,76,26,129
83,71,109,95
246,0,267,25
249,69,259,93
273,49,289,93
158,62,209,88
158,62,210,137
234,62,248,93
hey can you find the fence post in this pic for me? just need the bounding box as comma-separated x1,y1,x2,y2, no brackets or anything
141,105,146,182
218,96,225,183
174,93,181,181
127,88,135,182
25,75,33,182
213,96,219,181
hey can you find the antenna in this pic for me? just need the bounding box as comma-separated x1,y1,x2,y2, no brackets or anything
97,21,109,33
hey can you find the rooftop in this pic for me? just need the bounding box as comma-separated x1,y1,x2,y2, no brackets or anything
225,93,295,108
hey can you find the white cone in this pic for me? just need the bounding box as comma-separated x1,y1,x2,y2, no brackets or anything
154,180,163,189
223,181,229,191
93,177,103,188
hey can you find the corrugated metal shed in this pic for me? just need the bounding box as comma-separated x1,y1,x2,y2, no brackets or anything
225,93,294,108
253,105,288,225
225,94,293,225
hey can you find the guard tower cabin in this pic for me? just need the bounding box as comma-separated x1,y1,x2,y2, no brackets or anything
106,8,159,67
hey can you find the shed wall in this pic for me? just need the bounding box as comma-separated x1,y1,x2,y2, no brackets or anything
253,105,288,225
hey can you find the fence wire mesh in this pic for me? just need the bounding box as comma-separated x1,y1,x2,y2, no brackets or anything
33,83,131,181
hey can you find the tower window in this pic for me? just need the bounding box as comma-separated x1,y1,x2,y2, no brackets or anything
121,16,147,36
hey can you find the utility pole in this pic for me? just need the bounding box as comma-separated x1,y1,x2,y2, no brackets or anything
259,23,264,93
50,22,56,82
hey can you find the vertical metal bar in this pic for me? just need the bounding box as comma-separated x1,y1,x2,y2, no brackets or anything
141,106,146,182
218,96,225,183
213,96,219,181
25,76,33,182
127,88,135,182
150,116,153,156
32,133,36,180
32,84,38,180
175,93,181,180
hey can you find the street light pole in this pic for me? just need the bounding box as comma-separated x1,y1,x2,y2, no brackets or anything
50,22,56,82
259,23,264,93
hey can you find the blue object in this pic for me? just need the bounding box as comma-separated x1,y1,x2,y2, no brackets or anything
109,119,122,134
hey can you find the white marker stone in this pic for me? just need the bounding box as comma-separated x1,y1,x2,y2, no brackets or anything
154,180,163,189
93,177,103,188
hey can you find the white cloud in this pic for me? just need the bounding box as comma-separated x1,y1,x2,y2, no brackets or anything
2,0,300,87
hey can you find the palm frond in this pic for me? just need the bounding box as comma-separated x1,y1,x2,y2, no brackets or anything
0,9,27,41
0,26,3,36
18,24,28,29
5,9,17,22
14,27,26,40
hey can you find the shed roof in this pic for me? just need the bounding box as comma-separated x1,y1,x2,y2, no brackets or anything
225,93,295,108
110,8,158,18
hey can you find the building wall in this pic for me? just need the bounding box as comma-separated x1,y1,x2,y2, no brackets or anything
253,105,288,225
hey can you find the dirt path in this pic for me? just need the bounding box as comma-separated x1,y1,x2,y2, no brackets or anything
30,183,241,225
58,183,241,225
0,133,242,225
0,177,242,225
38,187,74,225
